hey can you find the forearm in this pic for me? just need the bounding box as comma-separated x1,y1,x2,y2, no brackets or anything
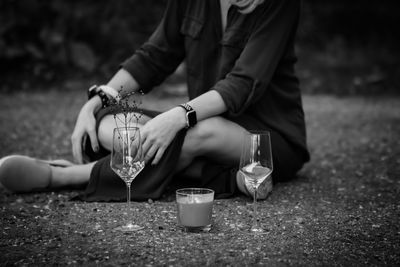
85,68,139,112
139,89,228,165
166,90,227,131
187,90,227,122
106,68,140,97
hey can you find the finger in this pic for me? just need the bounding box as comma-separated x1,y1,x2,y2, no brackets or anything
87,128,99,153
141,136,152,156
151,146,166,165
81,134,88,163
71,133,83,164
144,145,157,164
73,145,82,164
82,134,87,151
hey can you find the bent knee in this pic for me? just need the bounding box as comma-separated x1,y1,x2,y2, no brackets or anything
98,113,147,151
97,115,114,151
182,117,238,157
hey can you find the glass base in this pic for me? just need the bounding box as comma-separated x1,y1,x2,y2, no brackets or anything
180,224,212,233
116,223,144,232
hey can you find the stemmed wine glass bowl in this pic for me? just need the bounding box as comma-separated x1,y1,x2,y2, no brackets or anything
110,127,145,232
239,131,273,233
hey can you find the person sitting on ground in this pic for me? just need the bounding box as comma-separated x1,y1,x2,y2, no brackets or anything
0,0,310,201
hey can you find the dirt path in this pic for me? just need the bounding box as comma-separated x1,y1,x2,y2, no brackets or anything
0,91,399,266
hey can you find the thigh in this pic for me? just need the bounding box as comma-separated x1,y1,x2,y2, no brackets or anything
184,116,248,165
184,116,305,182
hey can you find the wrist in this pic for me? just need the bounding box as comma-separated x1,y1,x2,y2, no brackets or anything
177,103,197,128
170,107,189,129
99,85,119,99
87,84,118,109
87,95,102,113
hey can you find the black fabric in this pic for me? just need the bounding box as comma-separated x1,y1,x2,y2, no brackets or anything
76,129,187,202
75,107,241,202
121,0,310,163
171,162,239,199
76,0,312,202
73,0,312,202
75,107,304,202
81,107,161,163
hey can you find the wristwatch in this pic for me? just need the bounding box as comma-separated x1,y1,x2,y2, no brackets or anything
178,103,197,128
87,84,99,99
88,85,118,108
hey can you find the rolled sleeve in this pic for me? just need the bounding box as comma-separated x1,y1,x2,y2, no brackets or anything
213,74,256,115
214,0,300,115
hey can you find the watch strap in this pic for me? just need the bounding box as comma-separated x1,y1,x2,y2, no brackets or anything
97,85,119,99
87,85,114,108
87,85,98,99
179,103,194,112
178,103,197,128
97,90,110,108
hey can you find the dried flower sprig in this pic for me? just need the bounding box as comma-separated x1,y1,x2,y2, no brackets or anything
107,86,144,130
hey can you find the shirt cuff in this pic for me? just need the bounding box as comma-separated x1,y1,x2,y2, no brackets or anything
213,74,258,116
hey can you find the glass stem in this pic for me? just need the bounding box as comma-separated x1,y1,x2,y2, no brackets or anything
252,186,258,230
126,182,131,224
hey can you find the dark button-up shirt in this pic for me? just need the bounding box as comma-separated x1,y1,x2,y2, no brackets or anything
122,0,310,161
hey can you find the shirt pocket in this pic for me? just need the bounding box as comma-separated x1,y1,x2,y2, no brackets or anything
180,16,203,39
221,27,250,49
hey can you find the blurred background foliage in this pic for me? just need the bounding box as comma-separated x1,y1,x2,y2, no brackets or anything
1,0,399,95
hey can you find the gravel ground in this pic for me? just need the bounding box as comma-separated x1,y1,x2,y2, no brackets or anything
0,90,399,266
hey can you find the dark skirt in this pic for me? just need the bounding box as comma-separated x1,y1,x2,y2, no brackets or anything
75,107,306,202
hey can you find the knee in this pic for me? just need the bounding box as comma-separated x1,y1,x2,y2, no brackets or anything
97,113,146,151
181,117,220,157
97,116,114,151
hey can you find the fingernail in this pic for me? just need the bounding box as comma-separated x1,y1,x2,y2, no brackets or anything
94,146,99,152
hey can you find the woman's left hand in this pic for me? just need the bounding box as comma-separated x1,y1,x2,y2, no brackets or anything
140,107,187,165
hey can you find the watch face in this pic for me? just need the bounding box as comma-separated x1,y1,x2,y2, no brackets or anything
187,110,197,127
179,103,197,128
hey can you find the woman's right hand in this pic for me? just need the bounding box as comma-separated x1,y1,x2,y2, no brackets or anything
71,96,102,164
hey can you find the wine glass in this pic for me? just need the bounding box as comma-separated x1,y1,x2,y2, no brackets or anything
110,127,145,232
239,131,273,233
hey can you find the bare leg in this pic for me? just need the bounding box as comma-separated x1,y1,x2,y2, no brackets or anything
98,113,245,174
177,116,247,173
174,116,271,198
49,112,150,189
50,162,96,188
0,113,150,192
51,116,245,191
98,113,255,197
98,113,151,151
30,112,149,190
0,156,95,192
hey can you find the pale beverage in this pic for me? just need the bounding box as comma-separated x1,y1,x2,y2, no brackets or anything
240,162,272,187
